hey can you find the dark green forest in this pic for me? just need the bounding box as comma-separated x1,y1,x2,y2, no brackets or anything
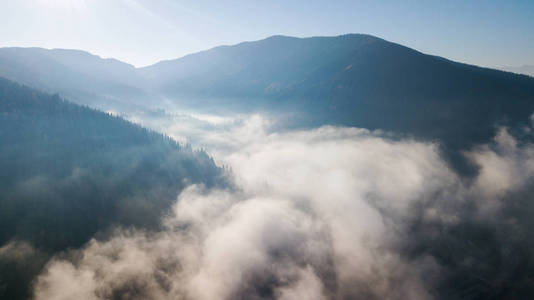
0,77,226,300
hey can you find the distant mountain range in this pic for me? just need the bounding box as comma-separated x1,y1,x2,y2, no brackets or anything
0,47,147,109
2,34,534,156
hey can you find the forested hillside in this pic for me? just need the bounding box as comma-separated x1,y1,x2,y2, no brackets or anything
0,77,225,300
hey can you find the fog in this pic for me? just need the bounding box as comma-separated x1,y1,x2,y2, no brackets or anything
31,113,534,299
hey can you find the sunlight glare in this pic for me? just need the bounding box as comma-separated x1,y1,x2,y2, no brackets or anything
35,0,87,11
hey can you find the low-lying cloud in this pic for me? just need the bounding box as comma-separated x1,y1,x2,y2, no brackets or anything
33,115,534,299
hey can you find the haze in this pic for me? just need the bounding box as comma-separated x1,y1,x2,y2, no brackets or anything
1,0,533,68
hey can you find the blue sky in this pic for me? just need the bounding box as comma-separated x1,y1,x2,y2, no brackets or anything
1,0,533,67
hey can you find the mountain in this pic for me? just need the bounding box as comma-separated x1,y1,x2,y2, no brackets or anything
0,77,225,300
0,47,149,110
2,35,534,157
140,34,534,152
500,65,534,77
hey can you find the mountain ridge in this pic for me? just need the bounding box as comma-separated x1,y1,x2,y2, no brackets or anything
1,34,534,157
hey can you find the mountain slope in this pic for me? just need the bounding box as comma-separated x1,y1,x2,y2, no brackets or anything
141,34,534,151
0,47,148,110
0,77,225,300
3,35,534,153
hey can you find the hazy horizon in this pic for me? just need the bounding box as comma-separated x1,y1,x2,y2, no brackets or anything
2,0,533,68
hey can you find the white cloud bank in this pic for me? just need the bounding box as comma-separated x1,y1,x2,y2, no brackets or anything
33,115,534,300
